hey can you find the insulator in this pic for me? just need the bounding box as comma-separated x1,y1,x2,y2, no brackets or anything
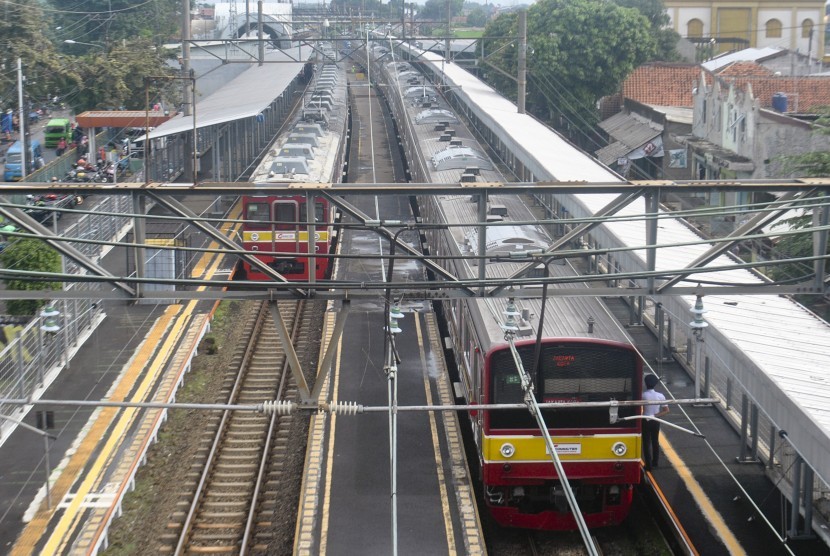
259,400,295,415
330,401,362,415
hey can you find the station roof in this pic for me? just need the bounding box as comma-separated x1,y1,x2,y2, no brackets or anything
75,111,172,129
148,46,312,140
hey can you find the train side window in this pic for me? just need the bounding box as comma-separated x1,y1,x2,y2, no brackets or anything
273,202,297,230
246,202,271,225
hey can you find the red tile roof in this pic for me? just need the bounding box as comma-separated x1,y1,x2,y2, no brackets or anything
622,63,701,108
715,61,776,78
714,70,830,112
622,61,830,113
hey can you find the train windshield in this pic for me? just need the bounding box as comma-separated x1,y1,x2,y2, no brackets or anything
298,201,327,226
489,343,640,430
245,202,271,224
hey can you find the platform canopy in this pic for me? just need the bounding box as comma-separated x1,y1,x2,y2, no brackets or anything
75,111,173,129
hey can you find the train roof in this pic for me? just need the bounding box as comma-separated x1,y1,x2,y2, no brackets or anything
251,59,347,184
376,51,632,352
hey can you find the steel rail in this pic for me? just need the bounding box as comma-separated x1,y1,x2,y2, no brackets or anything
240,300,305,553
174,301,270,555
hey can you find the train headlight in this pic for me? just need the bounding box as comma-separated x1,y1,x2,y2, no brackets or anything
612,442,627,456
500,443,516,458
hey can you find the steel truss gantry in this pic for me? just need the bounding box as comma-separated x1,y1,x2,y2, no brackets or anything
0,178,828,301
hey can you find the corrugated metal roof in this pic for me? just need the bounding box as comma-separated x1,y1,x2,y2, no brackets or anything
595,112,662,164
598,111,662,146
595,140,632,166
701,47,785,72
148,47,312,140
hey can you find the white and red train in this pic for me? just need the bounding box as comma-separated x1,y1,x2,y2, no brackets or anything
369,42,645,530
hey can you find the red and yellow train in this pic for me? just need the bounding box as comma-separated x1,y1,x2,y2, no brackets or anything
239,55,348,282
240,194,335,281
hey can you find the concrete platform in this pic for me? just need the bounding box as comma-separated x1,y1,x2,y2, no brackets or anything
295,71,485,555
606,298,830,556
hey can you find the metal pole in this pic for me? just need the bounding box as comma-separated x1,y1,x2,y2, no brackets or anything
739,393,750,462
191,72,197,185
43,434,52,509
16,330,25,398
18,58,27,181
445,0,451,62
789,457,802,538
37,323,45,385
144,81,151,184
132,192,146,300
258,0,264,65
517,10,526,114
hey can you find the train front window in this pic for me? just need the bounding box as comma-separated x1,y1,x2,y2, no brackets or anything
297,201,327,227
489,344,639,430
246,202,271,225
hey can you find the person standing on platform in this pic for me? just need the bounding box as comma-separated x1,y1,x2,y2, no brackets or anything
642,374,669,471
56,137,67,156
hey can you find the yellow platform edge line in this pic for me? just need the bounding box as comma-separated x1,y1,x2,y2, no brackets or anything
14,202,240,554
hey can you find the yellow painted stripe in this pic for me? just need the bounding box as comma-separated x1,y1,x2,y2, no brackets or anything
483,434,641,462
242,230,329,242
193,203,242,278
416,314,456,555
62,239,227,551
660,437,746,555
16,203,239,554
10,305,180,555
320,331,344,554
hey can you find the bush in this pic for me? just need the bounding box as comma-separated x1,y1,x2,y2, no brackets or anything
0,238,61,316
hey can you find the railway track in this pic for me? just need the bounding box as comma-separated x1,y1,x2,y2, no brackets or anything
161,299,311,554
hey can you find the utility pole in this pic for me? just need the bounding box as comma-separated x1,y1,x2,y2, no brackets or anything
17,58,27,181
517,10,527,114
182,0,195,182
445,0,451,62
258,0,264,65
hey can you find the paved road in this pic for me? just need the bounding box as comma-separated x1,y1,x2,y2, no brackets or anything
1,108,74,174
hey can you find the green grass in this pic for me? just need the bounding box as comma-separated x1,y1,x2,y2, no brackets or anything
430,27,483,39
454,29,483,38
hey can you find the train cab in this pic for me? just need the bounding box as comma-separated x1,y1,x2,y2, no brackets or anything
241,194,332,281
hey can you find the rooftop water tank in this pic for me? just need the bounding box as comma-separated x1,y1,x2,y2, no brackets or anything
772,92,788,113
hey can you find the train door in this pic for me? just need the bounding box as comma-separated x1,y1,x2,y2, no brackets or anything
299,198,328,279
272,199,300,260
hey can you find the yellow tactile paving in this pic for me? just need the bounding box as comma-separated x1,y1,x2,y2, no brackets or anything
12,205,244,555
11,305,181,556
45,302,192,555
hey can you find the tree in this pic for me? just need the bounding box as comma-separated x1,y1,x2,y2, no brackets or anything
0,0,80,107
419,0,464,21
481,0,657,140
51,0,180,47
612,0,680,61
767,110,830,286
467,7,488,28
68,38,178,112
0,239,61,316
